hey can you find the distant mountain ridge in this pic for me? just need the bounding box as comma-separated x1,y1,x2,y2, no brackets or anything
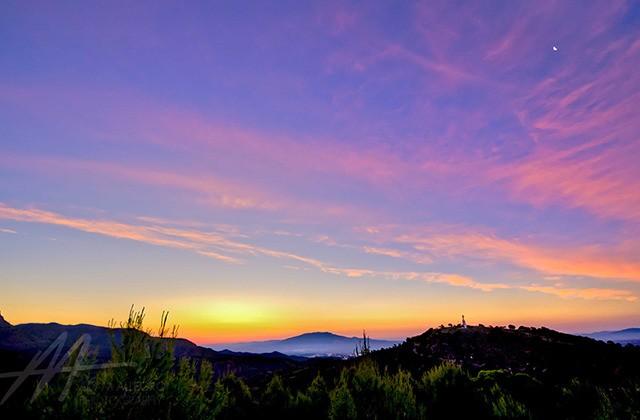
209,331,400,357
582,327,640,345
0,316,308,382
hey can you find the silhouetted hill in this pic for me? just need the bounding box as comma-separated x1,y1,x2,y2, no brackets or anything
0,322,117,359
369,325,640,385
3,318,640,390
0,320,307,382
209,331,399,357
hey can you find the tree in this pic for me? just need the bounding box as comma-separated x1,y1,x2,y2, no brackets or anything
261,375,292,418
383,369,418,419
329,373,357,420
211,373,254,420
303,373,330,419
419,362,476,419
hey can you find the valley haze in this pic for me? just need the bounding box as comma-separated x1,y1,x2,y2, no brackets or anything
208,331,401,357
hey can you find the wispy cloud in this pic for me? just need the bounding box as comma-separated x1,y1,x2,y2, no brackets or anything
3,72,639,228
0,203,376,277
321,268,638,301
522,284,637,302
363,246,432,264
355,226,640,282
0,153,371,222
1,203,636,301
0,203,481,289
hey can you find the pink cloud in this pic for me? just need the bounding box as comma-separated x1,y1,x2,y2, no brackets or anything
1,202,636,301
495,31,640,222
2,6,639,228
0,153,373,222
355,226,640,282
522,284,637,302
363,246,433,264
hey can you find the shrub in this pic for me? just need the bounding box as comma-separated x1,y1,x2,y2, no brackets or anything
485,383,529,419
211,373,253,419
419,362,476,419
27,307,214,420
260,375,292,418
382,369,418,419
303,373,330,419
329,374,357,420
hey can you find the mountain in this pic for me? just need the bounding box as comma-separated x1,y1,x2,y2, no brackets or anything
209,331,400,357
0,319,307,382
582,327,640,345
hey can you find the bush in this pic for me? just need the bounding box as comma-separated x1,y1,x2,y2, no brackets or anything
211,373,254,419
419,362,476,419
27,307,215,420
485,383,529,419
329,373,357,420
260,375,292,418
382,369,418,419
300,373,330,419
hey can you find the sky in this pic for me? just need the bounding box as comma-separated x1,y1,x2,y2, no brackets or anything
1,1,639,344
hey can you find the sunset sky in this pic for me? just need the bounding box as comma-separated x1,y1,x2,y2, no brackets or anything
1,1,639,344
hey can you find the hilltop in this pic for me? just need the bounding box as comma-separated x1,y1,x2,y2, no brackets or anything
369,324,640,385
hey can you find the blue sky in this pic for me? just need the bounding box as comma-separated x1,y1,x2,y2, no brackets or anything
1,1,640,342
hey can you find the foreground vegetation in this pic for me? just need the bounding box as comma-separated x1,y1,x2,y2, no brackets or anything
4,309,640,419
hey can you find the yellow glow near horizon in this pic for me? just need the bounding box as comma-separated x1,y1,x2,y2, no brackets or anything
3,289,640,345
202,300,274,325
